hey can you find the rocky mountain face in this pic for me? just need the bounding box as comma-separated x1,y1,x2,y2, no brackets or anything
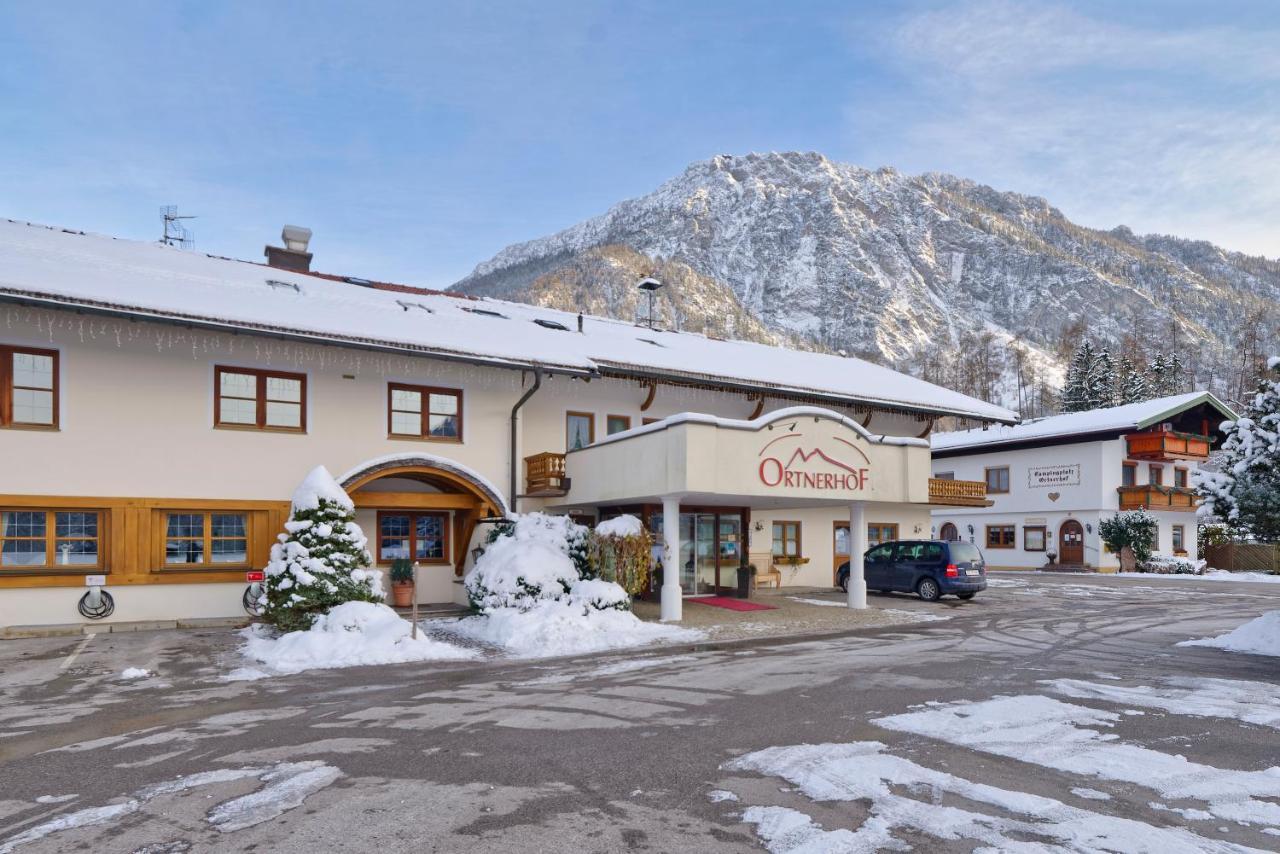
454,152,1280,414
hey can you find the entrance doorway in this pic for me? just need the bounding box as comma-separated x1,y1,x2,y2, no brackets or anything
1060,519,1085,564
680,511,743,594
939,522,959,542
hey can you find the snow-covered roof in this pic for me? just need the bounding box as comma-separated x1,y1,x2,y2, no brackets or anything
931,392,1237,453
0,219,1016,423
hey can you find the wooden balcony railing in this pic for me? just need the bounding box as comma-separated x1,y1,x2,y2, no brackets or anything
1117,484,1198,511
928,478,990,507
524,451,569,497
1124,430,1211,462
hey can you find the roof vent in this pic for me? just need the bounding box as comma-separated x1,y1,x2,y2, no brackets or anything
464,307,508,319
637,337,665,348
266,279,301,293
534,318,569,331
265,225,313,273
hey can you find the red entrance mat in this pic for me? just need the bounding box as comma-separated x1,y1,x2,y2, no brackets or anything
687,596,778,612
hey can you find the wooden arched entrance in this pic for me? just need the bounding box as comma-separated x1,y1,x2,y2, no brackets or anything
341,457,506,579
939,522,959,542
1059,519,1085,565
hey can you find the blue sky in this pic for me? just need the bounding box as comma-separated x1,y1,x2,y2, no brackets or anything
1,1,1276,287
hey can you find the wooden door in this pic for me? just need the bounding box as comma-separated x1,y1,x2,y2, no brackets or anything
1060,519,1084,564
939,522,959,542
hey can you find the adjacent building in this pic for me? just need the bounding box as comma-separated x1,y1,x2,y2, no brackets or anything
0,220,1015,632
929,393,1236,571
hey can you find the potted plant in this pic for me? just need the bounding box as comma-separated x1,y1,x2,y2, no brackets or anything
390,558,415,608
737,563,757,599
1045,551,1057,565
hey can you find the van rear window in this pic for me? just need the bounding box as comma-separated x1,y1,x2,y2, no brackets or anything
948,543,982,563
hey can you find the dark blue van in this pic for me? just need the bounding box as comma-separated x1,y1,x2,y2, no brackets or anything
836,540,986,601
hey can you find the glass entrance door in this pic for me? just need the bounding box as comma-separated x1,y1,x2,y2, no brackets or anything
677,511,743,595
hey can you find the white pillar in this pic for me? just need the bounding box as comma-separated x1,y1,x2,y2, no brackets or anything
847,501,867,609
660,495,683,622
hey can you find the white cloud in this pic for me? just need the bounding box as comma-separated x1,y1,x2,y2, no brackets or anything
857,0,1280,258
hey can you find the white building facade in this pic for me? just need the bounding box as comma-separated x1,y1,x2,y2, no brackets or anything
0,220,1014,633
929,394,1236,571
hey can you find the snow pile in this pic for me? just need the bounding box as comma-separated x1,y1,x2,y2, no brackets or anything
119,668,150,680
1179,611,1280,658
568,578,630,611
437,599,702,659
464,514,586,611
595,514,643,537
1140,553,1206,574
239,601,477,676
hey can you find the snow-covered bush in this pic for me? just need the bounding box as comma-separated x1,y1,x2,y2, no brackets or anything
1197,358,1280,541
1140,554,1206,575
262,466,382,632
1099,510,1157,565
569,577,631,611
587,514,652,596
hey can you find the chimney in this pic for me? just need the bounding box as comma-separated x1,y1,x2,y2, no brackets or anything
265,225,313,273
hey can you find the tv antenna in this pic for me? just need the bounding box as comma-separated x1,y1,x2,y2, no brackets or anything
160,205,196,248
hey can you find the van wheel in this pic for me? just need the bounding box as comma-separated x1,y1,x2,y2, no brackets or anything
917,578,941,602
957,592,976,600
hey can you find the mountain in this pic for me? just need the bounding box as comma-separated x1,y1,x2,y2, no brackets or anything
453,151,1280,414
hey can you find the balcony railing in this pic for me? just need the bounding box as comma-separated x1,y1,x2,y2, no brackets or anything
524,451,569,497
1124,430,1211,462
1117,484,1198,511
928,478,990,507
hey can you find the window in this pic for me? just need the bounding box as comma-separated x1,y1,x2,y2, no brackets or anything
1,510,101,569
985,466,1010,494
986,525,1016,548
215,366,305,431
377,512,449,564
1172,525,1185,552
0,345,57,428
566,411,594,450
1149,465,1164,486
606,414,632,435
164,512,249,567
1024,525,1047,552
1174,467,1188,488
933,472,955,480
772,521,801,557
897,542,944,563
388,383,462,441
1122,463,1137,487
866,543,894,565
868,523,899,547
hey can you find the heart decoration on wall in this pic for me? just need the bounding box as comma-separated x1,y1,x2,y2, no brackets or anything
1048,492,1061,502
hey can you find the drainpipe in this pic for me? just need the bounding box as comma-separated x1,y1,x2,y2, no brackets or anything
509,367,544,515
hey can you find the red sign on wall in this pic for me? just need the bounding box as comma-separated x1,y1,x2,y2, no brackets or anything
245,570,265,583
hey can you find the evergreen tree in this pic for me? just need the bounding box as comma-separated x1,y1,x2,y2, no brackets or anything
1116,356,1152,404
262,466,382,632
1197,359,1280,541
1060,341,1098,412
1091,348,1117,407
1148,353,1179,397
1166,352,1187,396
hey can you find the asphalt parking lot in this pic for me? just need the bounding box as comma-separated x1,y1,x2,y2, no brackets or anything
1,572,1277,853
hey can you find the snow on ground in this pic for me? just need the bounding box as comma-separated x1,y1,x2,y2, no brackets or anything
1115,570,1280,584
1046,677,1280,729
707,789,739,803
432,601,704,660
230,602,478,679
787,597,845,607
727,740,1251,853
119,667,150,680
0,762,339,853
1179,611,1280,658
874,694,1280,828
1072,787,1112,801
880,608,951,623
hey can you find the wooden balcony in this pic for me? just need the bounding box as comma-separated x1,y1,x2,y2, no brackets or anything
928,478,991,507
1117,484,1198,511
524,451,569,498
1124,430,1211,462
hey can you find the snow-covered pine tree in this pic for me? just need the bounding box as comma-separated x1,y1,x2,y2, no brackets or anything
1148,353,1172,397
1197,358,1280,541
1060,341,1098,412
1166,352,1187,396
262,466,382,632
1091,349,1117,408
1116,356,1151,404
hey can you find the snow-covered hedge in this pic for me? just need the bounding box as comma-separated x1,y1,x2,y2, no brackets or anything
1139,553,1207,575
587,514,653,596
465,513,630,612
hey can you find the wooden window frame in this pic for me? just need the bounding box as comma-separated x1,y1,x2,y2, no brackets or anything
1148,464,1164,486
772,520,801,558
375,510,451,565
1121,462,1137,488
566,411,595,450
1173,467,1189,489
985,525,1016,549
214,366,307,433
0,344,59,430
984,466,1011,494
387,383,463,443
1172,524,1186,554
1023,525,1047,552
606,414,632,435
867,523,899,546
1,508,104,572
159,510,253,571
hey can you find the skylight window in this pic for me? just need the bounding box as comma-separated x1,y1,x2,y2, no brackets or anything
265,279,301,293
345,277,374,287
396,300,434,314
533,318,569,331
463,307,508,319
